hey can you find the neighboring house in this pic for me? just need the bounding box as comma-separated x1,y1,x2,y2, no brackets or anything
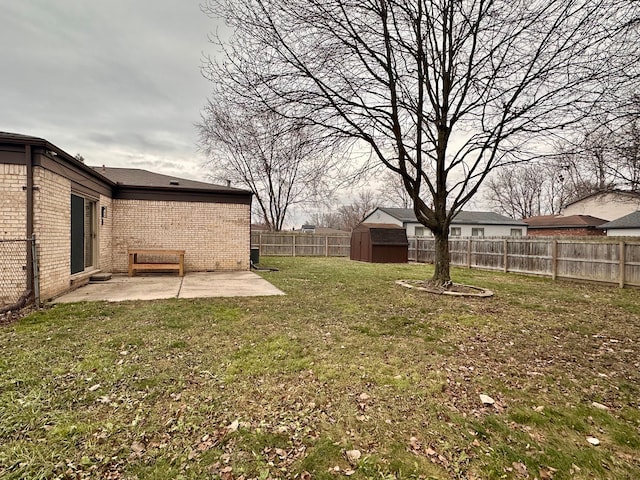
300,224,316,233
562,190,640,221
599,211,640,236
361,207,527,237
0,132,252,301
522,215,607,237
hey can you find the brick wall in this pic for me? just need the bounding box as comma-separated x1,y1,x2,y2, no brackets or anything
111,199,250,273
527,228,605,237
33,167,71,300
0,164,27,238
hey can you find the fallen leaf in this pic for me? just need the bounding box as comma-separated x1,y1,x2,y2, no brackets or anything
227,419,239,432
587,436,600,446
479,394,495,406
539,466,557,479
358,392,370,401
345,449,361,465
591,401,609,411
88,384,101,392
131,441,145,454
512,461,528,477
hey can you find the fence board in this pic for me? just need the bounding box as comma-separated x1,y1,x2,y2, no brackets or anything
409,236,640,288
251,232,350,257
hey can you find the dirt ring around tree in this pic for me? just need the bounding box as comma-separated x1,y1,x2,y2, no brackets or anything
395,279,494,298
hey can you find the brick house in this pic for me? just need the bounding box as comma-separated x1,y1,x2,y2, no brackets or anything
0,132,252,302
522,214,607,237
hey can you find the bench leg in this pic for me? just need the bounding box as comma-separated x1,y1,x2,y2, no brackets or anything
128,254,134,277
179,255,184,277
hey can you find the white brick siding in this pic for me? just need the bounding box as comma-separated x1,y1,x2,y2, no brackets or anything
0,164,27,239
112,199,250,273
33,167,71,300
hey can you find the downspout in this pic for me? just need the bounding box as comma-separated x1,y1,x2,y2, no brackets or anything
25,144,35,300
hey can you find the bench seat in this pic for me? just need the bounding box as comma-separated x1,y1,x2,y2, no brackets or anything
128,249,185,277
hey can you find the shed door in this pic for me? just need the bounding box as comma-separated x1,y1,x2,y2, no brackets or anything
71,194,85,274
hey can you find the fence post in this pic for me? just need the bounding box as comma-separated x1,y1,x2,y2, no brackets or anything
31,234,40,306
503,239,508,273
467,238,472,269
325,235,329,257
259,232,263,256
552,239,558,281
619,240,626,288
292,234,296,257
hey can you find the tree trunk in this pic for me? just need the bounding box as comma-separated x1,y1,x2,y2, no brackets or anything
432,230,451,284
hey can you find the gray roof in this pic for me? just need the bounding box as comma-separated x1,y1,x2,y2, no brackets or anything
377,207,526,226
599,211,640,229
91,166,249,193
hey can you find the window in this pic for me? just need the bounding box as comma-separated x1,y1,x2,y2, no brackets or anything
510,228,523,237
415,227,426,236
450,227,461,237
471,227,484,237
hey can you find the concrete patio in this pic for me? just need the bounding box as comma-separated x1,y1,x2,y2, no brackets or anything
52,271,285,303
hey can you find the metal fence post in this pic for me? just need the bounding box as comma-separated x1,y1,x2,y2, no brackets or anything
31,234,40,306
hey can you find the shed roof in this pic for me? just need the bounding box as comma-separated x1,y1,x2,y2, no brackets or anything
599,211,640,229
523,214,607,228
375,207,526,226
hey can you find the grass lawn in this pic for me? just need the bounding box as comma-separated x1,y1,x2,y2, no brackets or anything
1,257,640,479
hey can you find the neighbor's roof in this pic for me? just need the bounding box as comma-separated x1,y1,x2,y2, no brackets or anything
376,207,526,226
563,189,640,208
92,166,249,194
523,214,607,229
599,211,640,230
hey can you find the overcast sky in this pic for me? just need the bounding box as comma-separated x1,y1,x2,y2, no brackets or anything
1,0,221,181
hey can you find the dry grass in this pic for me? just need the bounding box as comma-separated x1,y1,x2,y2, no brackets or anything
1,257,639,479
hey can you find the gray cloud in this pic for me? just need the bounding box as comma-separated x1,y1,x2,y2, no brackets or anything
0,0,219,182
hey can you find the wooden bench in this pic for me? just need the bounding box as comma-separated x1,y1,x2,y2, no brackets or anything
128,248,185,277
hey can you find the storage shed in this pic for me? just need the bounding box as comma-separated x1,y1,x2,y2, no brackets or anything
350,223,408,263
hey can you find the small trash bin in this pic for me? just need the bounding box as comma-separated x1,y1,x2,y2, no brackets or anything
250,247,260,265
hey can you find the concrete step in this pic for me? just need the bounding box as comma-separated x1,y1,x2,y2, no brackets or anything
90,272,112,282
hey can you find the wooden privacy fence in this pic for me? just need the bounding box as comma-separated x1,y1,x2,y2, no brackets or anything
251,232,351,257
409,236,640,288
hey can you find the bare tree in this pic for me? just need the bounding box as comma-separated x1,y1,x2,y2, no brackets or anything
204,0,638,283
309,191,378,231
377,170,412,208
609,98,640,191
486,161,574,218
486,164,546,219
198,99,342,231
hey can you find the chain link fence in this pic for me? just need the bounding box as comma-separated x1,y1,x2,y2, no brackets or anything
1,237,36,311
